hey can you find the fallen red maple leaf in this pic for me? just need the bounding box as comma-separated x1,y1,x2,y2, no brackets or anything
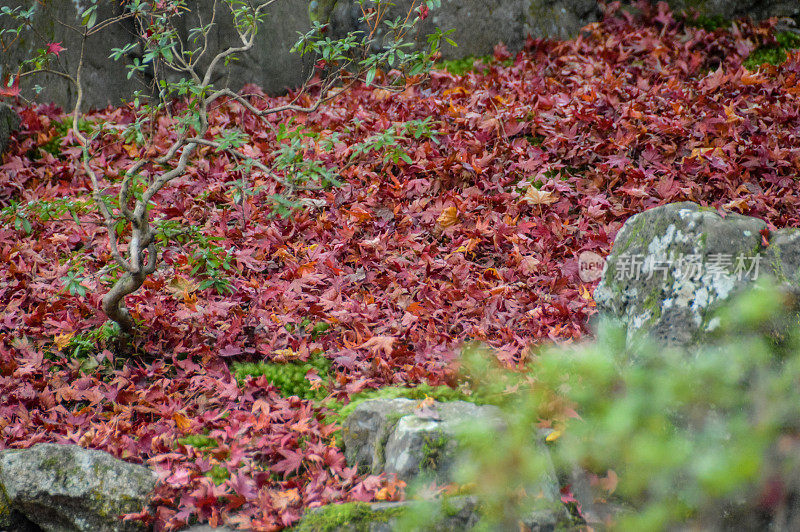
0,75,20,98
359,336,397,357
273,449,304,477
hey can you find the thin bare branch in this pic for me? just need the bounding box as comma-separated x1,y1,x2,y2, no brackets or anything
19,67,77,87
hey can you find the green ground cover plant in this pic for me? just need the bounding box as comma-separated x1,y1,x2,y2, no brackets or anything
744,31,800,69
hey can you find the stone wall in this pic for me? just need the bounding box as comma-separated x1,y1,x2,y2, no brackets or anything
1,1,139,110
325,0,601,59
1,1,798,110
0,0,314,109
666,0,799,21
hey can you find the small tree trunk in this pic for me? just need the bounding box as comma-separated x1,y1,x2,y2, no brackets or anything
101,272,146,333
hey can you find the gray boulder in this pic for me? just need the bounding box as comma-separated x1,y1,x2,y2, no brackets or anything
341,398,565,527
0,443,157,532
341,398,418,476
4,1,797,110
342,398,514,486
0,103,21,155
0,1,144,110
764,228,800,286
667,0,799,22
381,401,505,485
320,0,800,64
595,202,800,346
0,500,40,532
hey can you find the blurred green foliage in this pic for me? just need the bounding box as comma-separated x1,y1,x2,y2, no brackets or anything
420,282,800,530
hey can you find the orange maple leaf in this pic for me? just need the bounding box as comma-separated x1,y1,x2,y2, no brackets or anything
172,413,192,433
436,206,458,227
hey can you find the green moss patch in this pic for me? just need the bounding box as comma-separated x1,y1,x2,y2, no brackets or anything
434,55,513,76
41,117,95,157
176,434,217,450
744,31,800,69
293,502,405,532
207,464,230,486
684,13,729,32
231,353,333,401
420,433,448,472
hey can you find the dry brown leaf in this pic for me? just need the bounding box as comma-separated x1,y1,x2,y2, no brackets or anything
405,301,425,316
359,335,397,356
375,487,392,501
520,255,540,275
166,275,198,299
272,488,301,511
325,87,345,99
272,348,301,359
690,146,724,159
372,88,393,101
122,144,139,158
523,186,557,206
724,197,750,213
417,395,436,410
598,470,619,494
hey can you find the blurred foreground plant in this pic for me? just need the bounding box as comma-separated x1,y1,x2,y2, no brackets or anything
420,281,800,530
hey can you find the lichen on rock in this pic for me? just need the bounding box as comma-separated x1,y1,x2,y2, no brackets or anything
595,202,800,347
0,443,157,532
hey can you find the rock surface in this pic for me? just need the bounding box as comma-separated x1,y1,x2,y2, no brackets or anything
0,0,313,109
381,400,505,485
342,398,515,485
341,398,418,476
595,202,800,346
2,1,798,108
667,0,799,21
340,398,565,528
326,0,601,59
596,202,760,345
0,443,157,532
0,502,40,532
764,228,800,286
0,103,21,155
